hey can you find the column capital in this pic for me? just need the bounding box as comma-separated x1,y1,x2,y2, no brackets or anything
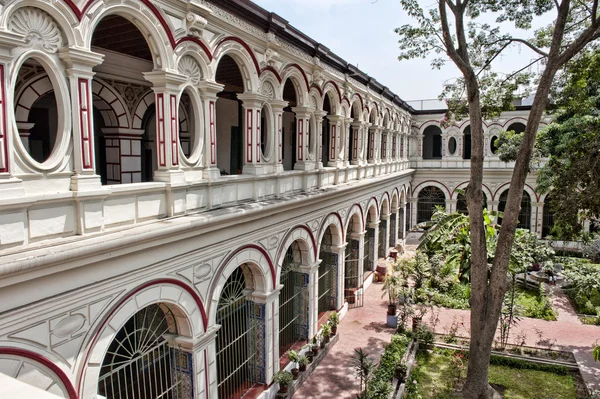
313,110,327,118
330,243,348,252
327,114,344,123
269,99,289,111
193,325,221,351
237,92,268,107
291,106,313,118
58,48,104,76
143,70,187,90
300,260,321,274
368,221,380,229
198,80,224,97
252,286,283,304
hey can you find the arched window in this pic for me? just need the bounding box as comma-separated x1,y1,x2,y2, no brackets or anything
423,126,442,159
279,242,307,355
463,126,471,159
98,304,192,399
542,195,555,237
498,190,531,230
216,266,260,398
417,186,445,223
318,227,336,314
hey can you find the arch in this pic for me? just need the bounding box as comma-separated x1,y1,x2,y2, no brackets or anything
498,188,533,230
260,66,282,83
281,63,310,93
92,78,132,129
391,188,400,210
131,89,155,129
83,2,172,69
350,92,364,111
451,181,493,202
78,279,207,397
344,204,365,234
413,180,452,200
259,73,283,101
174,44,211,82
364,197,380,224
208,245,275,325
322,80,342,107
0,347,77,399
321,83,341,115
349,98,363,122
275,226,317,279
379,192,391,216
317,213,345,248
493,182,538,202
503,118,528,131
212,37,260,93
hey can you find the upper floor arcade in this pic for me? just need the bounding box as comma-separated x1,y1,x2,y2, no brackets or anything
0,0,414,250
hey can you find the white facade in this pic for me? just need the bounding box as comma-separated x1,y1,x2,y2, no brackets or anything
0,1,563,399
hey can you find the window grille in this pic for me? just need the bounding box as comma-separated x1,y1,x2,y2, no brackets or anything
318,228,335,313
98,304,191,399
378,220,387,258
417,187,445,224
216,266,258,399
279,242,306,355
498,190,531,230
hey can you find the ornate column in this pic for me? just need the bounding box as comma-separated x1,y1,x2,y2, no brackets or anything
59,48,105,190
198,81,224,179
314,110,327,169
0,34,23,198
291,106,314,171
144,71,187,183
300,261,321,340
251,287,281,384
343,117,353,166
330,243,348,310
270,99,288,173
237,93,268,175
327,114,344,168
352,231,366,281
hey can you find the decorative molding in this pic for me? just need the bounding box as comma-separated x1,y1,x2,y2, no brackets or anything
260,81,275,101
178,55,202,85
186,12,207,38
8,7,64,53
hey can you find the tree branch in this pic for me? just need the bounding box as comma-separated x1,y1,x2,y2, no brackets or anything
484,37,549,58
499,57,544,86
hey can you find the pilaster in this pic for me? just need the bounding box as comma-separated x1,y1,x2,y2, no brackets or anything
144,71,188,184
291,107,315,171
330,243,348,309
58,47,105,191
270,100,288,173
237,93,269,175
300,261,321,339
327,115,344,168
252,286,282,382
198,81,224,179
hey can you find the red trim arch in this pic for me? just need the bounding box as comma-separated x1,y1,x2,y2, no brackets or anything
493,182,540,202
177,37,214,61
412,180,452,199
345,203,365,233
318,212,346,244
0,347,78,399
218,244,276,287
215,36,261,75
380,191,391,215
310,83,323,97
260,66,282,83
275,225,318,268
282,63,310,92
351,93,365,110
322,80,342,104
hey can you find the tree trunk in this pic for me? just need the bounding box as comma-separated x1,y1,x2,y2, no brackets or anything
461,64,560,399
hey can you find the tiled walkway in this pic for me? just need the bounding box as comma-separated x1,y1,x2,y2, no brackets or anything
293,276,600,397
292,282,395,399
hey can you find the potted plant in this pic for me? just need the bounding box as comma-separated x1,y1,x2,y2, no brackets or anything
298,355,309,372
273,370,294,394
311,336,320,355
321,323,332,344
382,274,402,315
287,349,300,379
328,312,339,335
302,343,314,363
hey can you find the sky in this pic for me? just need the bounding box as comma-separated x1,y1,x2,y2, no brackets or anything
252,0,547,109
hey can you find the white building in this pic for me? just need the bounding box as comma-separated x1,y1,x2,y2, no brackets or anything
0,1,567,398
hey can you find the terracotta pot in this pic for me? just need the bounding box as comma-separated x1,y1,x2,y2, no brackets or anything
320,340,325,349
312,345,319,355
279,384,289,394
292,368,299,379
299,363,307,372
332,326,338,335
306,352,314,363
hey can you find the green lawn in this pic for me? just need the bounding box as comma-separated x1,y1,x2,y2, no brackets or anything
406,350,577,399
513,286,557,321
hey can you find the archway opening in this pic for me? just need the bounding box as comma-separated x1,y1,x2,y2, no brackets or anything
498,189,531,230
318,226,338,319
91,14,154,184
98,304,193,399
215,55,245,175
463,126,471,159
321,94,332,166
345,213,363,308
216,265,262,398
423,126,442,159
367,110,377,163
542,195,556,238
278,241,308,361
282,79,297,170
379,202,389,258
417,186,445,223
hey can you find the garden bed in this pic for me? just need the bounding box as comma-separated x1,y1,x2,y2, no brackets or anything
404,347,588,399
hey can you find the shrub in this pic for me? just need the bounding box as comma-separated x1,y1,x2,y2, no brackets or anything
489,355,569,375
364,333,411,397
